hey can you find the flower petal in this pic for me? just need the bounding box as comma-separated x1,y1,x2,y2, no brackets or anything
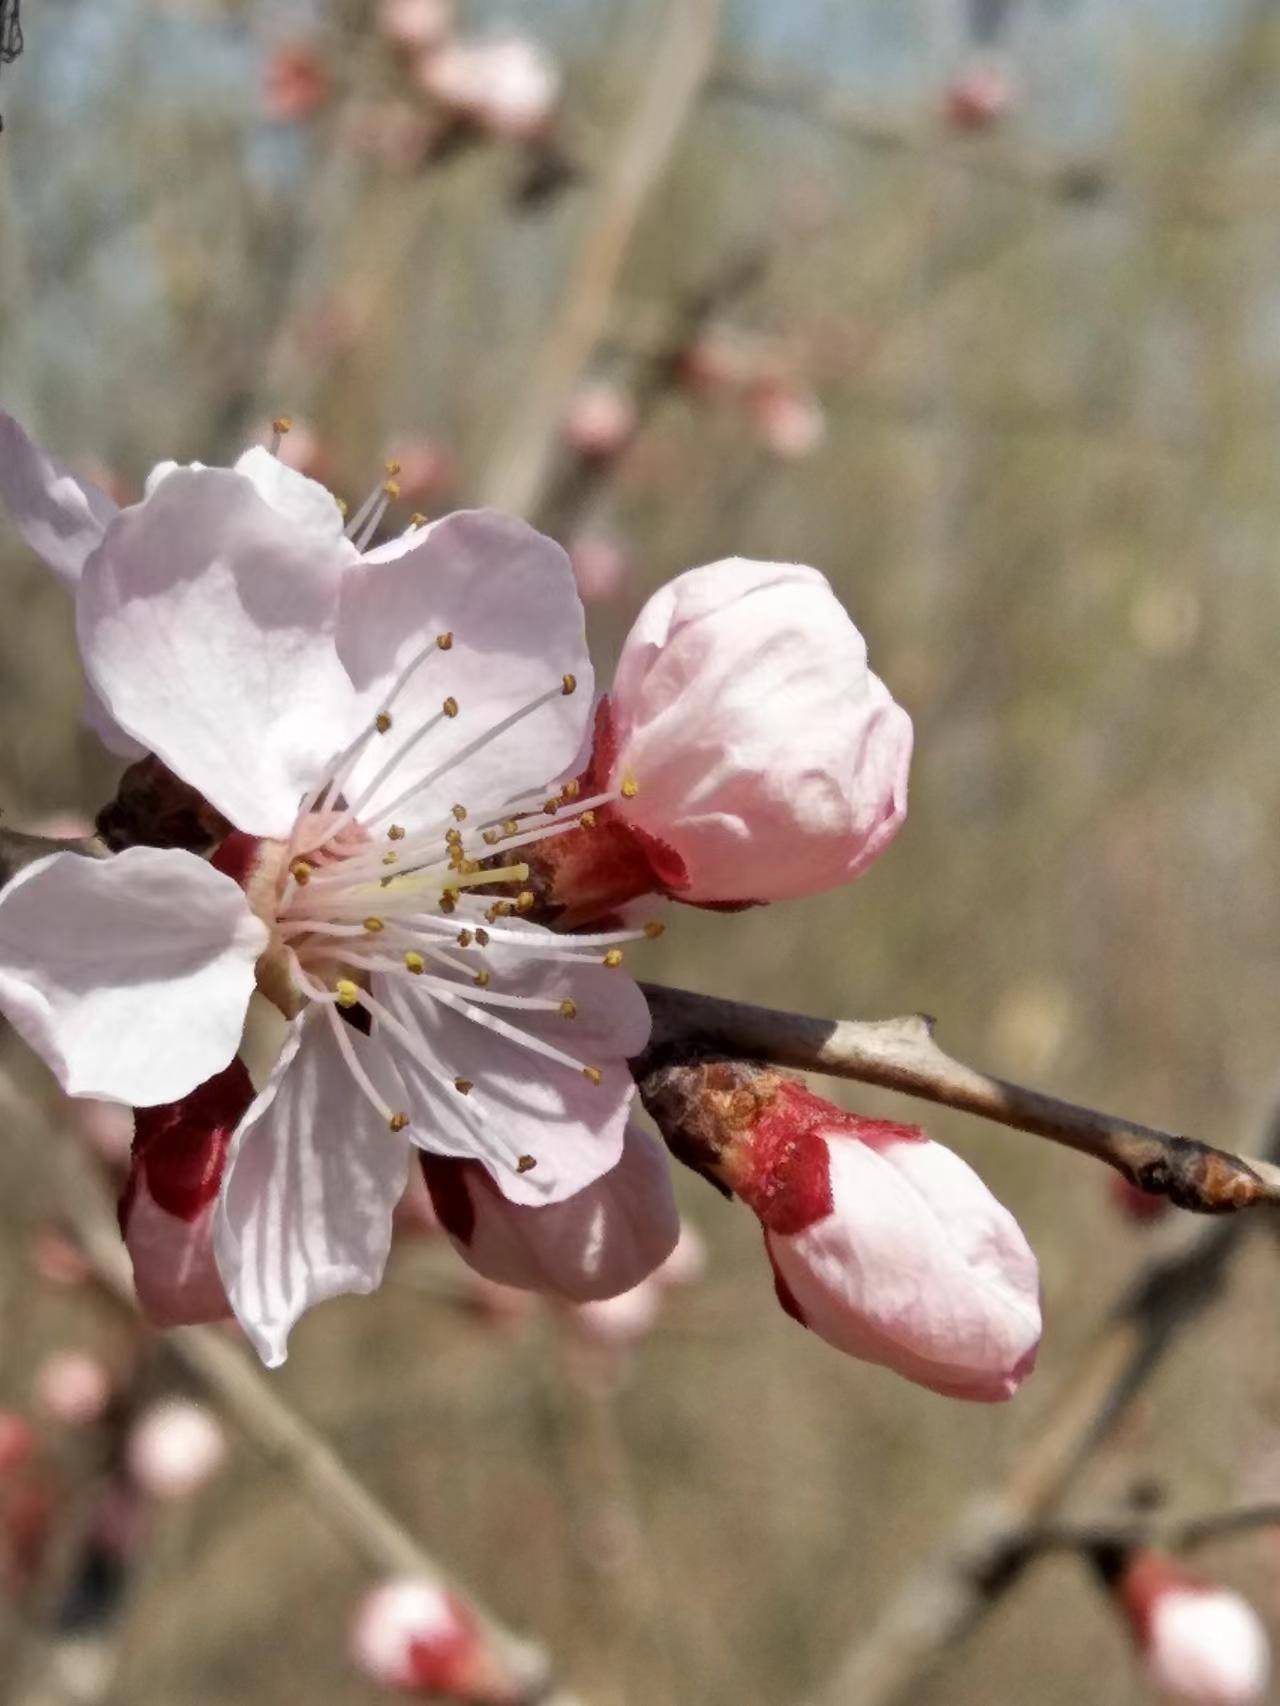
422,1123,678,1301
0,847,267,1105
0,411,118,588
233,446,349,542
373,937,650,1207
214,1009,410,1366
337,511,591,829
76,467,360,836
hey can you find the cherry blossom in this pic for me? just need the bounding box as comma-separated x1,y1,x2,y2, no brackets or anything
125,1400,228,1501
0,417,653,1365
416,33,561,141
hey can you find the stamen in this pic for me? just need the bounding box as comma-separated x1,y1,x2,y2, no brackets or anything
442,697,459,718
335,978,362,1007
559,999,577,1019
561,674,576,695
375,711,393,734
620,776,639,798
389,1112,410,1132
319,1002,398,1129
603,949,624,968
582,1066,602,1085
404,951,425,974
455,1078,473,1095
517,1155,537,1172
270,415,293,454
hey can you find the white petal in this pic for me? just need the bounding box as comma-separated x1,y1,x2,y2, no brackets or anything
337,510,591,828
0,411,117,588
77,467,361,836
0,847,266,1105
233,447,350,542
214,1010,410,1366
374,937,649,1207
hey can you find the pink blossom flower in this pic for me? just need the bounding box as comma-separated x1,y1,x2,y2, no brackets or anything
350,1578,518,1701
34,1351,113,1426
422,1123,678,1302
747,379,827,461
713,1078,1039,1401
0,416,653,1364
568,535,632,606
562,558,911,908
125,1400,227,1500
563,383,637,461
378,0,453,52
1117,1552,1271,1704
416,34,560,141
264,42,331,125
944,62,1015,132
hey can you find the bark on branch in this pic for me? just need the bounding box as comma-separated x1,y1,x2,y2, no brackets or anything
639,983,1280,1215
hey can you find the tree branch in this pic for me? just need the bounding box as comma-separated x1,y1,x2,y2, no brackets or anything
639,983,1280,1214
1031,1503,1280,1558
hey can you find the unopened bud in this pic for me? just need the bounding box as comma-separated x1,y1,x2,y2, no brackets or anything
1112,1551,1270,1705
349,1578,520,1701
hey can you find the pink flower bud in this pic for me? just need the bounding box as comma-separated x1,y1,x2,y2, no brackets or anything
1118,1553,1271,1704
349,1578,518,1701
944,63,1015,132
563,383,637,461
378,0,453,52
416,34,560,141
638,1061,1039,1401
569,535,632,606
34,1351,112,1427
264,43,331,124
747,379,827,461
125,1400,227,1501
602,558,913,905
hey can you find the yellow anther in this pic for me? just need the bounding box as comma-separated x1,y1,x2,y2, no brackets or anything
388,824,406,841
388,1112,410,1133
375,710,393,733
559,998,577,1019
382,479,400,501
442,886,460,905
562,674,577,695
436,631,453,651
442,696,459,718
445,827,462,845
272,415,293,436
542,798,559,817
451,803,467,822
560,779,580,801
481,828,502,846
363,916,385,934
515,890,535,913
579,810,597,830
290,859,314,886
336,497,350,518
643,920,666,939
582,1066,602,1086
384,459,402,477
410,512,427,528
335,978,361,1008
620,776,639,799
439,894,457,914
456,929,474,947
516,1155,537,1173
382,851,399,866
603,948,624,969
474,927,490,947
454,1078,474,1095
502,819,519,837
404,950,425,974
460,858,480,875
474,969,491,988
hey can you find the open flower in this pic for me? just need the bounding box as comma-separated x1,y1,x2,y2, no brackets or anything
0,420,653,1364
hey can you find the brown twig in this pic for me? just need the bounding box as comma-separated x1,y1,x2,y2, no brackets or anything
638,984,1280,1214
477,0,724,517
799,1103,1280,1706
1031,1502,1280,1558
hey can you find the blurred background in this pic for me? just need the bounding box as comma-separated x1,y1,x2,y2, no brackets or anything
3,0,1280,1701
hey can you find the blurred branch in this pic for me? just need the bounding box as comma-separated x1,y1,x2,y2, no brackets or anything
640,984,1280,1214
1030,1502,1280,1557
800,1102,1280,1706
25,1120,583,1706
478,0,723,517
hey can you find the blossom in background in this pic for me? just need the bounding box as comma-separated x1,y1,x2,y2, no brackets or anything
125,1399,227,1501
377,0,454,53
562,382,637,461
747,378,827,461
263,42,332,125
1113,1551,1271,1704
0,414,653,1365
350,1578,519,1702
944,60,1016,131
568,534,632,606
416,33,561,141
566,1219,706,1348
34,1351,113,1427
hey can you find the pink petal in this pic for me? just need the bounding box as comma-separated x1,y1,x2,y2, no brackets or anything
423,1123,678,1301
119,1057,253,1327
762,1108,1041,1401
338,510,591,831
0,848,267,1105
214,1010,410,1366
76,466,360,836
232,446,350,542
608,558,912,903
373,935,650,1207
0,411,118,588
